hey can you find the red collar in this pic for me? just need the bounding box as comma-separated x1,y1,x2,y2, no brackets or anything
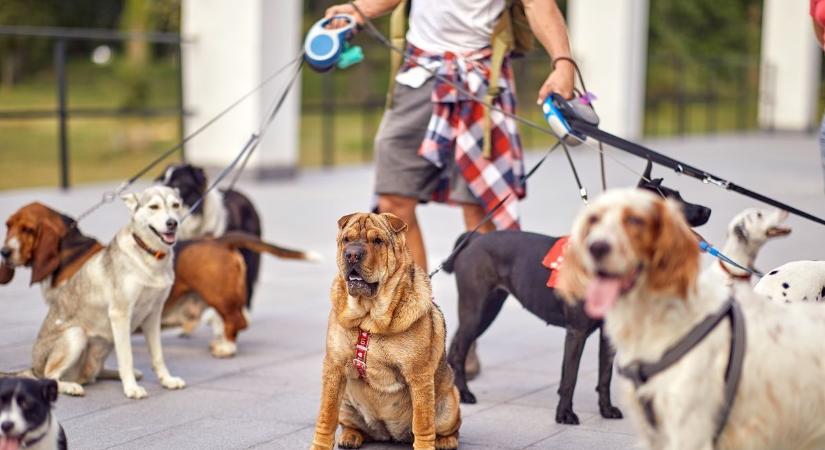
353,329,370,379
132,233,167,260
718,260,751,281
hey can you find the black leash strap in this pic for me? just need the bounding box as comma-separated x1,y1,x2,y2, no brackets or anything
569,118,825,228
618,297,746,445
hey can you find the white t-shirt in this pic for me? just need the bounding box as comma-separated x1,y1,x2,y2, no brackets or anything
405,0,506,54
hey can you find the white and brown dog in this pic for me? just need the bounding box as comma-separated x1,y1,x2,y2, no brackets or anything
559,188,825,450
14,186,186,399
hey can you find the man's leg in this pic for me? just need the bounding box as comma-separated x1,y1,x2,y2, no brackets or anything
378,194,427,270
460,202,494,380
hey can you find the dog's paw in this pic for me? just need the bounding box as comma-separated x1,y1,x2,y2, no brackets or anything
58,381,85,397
459,389,477,404
210,339,237,358
123,384,148,399
599,403,623,419
337,427,365,449
435,433,459,450
555,408,580,425
160,376,186,390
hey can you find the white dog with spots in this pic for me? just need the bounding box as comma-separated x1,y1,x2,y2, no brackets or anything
755,261,825,304
19,186,186,399
702,208,790,285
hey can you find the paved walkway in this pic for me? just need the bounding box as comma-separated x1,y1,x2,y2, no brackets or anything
1,133,824,449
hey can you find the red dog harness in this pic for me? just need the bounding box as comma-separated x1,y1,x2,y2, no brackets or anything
353,329,370,379
541,236,569,288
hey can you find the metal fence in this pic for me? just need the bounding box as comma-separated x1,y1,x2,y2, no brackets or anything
0,25,185,189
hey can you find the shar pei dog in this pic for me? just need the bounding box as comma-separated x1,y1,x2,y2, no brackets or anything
311,212,461,450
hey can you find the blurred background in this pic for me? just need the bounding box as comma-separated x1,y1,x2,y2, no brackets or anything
0,0,812,190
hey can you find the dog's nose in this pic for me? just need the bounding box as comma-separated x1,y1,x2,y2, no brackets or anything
345,246,364,264
0,420,13,433
166,218,178,230
589,241,611,261
0,247,10,259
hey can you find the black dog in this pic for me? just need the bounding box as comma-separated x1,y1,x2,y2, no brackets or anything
158,164,262,307
0,378,66,450
444,164,711,425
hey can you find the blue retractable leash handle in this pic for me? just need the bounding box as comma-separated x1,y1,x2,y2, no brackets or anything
541,93,600,146
304,14,364,72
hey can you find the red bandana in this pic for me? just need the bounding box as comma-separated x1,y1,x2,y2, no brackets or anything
541,236,570,289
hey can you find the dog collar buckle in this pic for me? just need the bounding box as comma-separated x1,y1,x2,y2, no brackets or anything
353,329,370,379
619,362,647,388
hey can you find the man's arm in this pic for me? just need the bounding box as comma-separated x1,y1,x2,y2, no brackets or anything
523,0,575,102
326,0,403,25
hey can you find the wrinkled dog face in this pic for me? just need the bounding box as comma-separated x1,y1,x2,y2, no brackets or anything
729,208,790,246
123,186,183,247
0,378,58,449
336,212,408,298
1,203,63,268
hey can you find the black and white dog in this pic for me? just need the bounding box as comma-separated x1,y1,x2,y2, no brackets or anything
0,378,66,450
158,164,262,307
443,163,711,425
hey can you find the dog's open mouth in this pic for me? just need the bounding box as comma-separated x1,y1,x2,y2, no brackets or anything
0,434,22,450
150,226,177,246
584,265,641,320
766,226,791,238
346,268,378,296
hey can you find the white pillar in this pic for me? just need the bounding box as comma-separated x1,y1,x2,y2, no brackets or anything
567,0,649,139
758,0,821,131
181,0,301,178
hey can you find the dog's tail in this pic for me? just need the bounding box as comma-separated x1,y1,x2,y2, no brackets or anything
441,231,478,274
217,231,322,262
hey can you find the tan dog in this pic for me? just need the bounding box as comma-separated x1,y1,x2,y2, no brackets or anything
311,213,461,450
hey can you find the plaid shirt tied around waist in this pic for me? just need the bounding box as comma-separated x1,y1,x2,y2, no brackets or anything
400,44,526,230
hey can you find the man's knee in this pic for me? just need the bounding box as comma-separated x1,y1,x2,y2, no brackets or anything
378,195,418,219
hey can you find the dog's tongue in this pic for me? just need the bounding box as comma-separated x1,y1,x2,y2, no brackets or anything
585,277,621,319
0,436,21,450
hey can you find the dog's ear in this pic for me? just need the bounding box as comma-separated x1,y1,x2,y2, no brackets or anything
733,222,749,244
381,213,408,234
39,378,58,403
337,213,358,230
0,262,14,285
192,167,208,192
648,199,700,299
30,221,63,284
642,160,653,182
121,193,140,212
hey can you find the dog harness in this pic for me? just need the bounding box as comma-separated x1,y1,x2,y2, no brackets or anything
353,329,370,379
617,297,746,445
131,233,167,260
541,236,569,289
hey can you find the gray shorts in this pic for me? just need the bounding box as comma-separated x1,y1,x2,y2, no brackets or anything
373,79,476,204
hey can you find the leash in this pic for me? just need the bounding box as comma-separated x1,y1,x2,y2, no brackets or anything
618,296,746,445
72,53,305,226
183,59,305,222
699,241,764,278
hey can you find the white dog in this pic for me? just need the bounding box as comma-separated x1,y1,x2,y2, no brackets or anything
27,186,186,399
702,208,790,285
755,260,825,304
559,189,825,450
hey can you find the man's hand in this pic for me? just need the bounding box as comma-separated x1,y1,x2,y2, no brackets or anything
325,3,364,28
537,62,575,104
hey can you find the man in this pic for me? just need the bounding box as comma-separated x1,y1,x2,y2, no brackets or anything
326,0,575,376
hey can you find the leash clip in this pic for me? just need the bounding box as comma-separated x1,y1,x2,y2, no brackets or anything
702,175,729,189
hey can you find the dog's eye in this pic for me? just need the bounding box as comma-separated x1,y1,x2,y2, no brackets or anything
148,204,160,210
16,396,29,410
626,215,645,227
171,203,180,209
757,212,763,219
373,238,383,246
342,236,350,243
587,215,599,225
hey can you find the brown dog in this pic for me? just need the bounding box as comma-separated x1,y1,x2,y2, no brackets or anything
311,212,461,450
1,202,316,358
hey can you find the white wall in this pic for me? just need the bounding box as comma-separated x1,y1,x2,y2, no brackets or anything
759,0,821,131
568,0,649,139
181,0,301,177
